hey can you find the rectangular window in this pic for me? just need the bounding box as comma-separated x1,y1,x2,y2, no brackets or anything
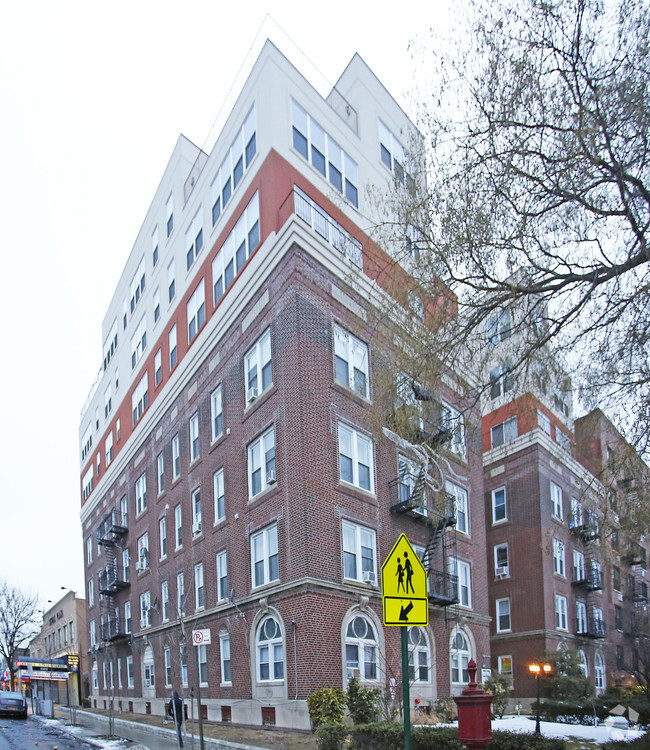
140,590,151,628
137,533,149,570
538,409,552,436
127,656,134,688
192,488,202,534
220,632,231,684
104,384,112,418
169,324,178,371
105,432,113,467
187,279,206,344
491,416,518,448
189,412,200,463
446,481,469,534
553,539,565,576
555,594,568,630
167,259,175,303
248,426,276,498
198,643,207,685
124,601,132,633
573,550,585,582
492,487,507,524
245,327,272,402
157,452,164,494
130,316,147,369
129,257,146,314
152,226,159,266
214,468,225,523
217,550,228,602
211,386,223,441
135,472,147,515
251,524,279,588
86,537,93,565
440,402,466,456
153,288,160,324
185,206,203,270
489,362,514,399
378,119,414,185
194,562,205,610
103,320,118,371
131,372,149,426
338,423,374,492
550,481,563,520
177,572,185,616
496,598,511,632
450,558,472,607
166,194,174,237
333,325,369,398
154,349,162,386
342,521,377,584
576,600,588,633
88,579,94,607
174,504,182,549
164,647,172,686
498,656,513,675
494,543,509,576
117,657,122,689
159,516,167,559
172,434,180,479
161,580,169,622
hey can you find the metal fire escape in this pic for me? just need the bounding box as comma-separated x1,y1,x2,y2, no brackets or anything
569,508,605,639
96,509,130,642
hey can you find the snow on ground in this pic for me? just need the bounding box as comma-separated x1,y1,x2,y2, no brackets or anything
491,715,645,744
34,714,148,749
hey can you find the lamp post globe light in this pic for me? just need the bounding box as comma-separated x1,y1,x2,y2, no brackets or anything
528,662,552,734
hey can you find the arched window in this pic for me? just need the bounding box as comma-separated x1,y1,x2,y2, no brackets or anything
408,627,431,683
142,644,155,687
450,630,471,685
577,649,588,677
595,652,605,692
92,660,98,691
345,615,378,681
256,616,284,682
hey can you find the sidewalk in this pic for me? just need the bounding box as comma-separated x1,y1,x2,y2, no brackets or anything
54,708,273,750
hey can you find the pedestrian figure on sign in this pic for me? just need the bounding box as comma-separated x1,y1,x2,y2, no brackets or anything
396,557,405,592
168,690,184,748
404,551,415,594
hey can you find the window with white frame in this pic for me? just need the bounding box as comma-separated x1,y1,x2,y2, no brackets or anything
210,386,223,442
248,426,276,498
140,590,151,628
159,516,167,559
494,543,509,576
126,655,134,688
120,495,128,527
166,194,173,237
194,562,204,610
164,646,172,686
577,649,588,677
538,409,552,436
167,259,175,303
185,206,203,270
338,423,374,492
450,630,472,684
137,533,149,569
92,660,98,690
220,630,231,684
553,539,565,575
342,521,377,584
197,643,208,684
117,657,122,689
486,310,512,348
180,645,188,686
81,423,92,461
573,549,585,582
407,627,431,682
105,432,113,467
256,616,284,682
177,572,185,616
345,615,378,681
216,550,228,602
496,598,511,632
157,452,164,495
131,316,147,369
576,600,588,633
131,372,149,426
154,349,162,386
104,384,112,418
135,472,147,515
446,481,469,534
550,481,563,519
129,257,145,314
103,319,118,371
169,324,178,370
333,325,369,398
212,192,260,304
251,524,279,588
489,362,514,399
450,558,472,607
210,105,256,227
172,433,180,479
187,279,206,344
378,119,413,186
153,287,160,323
161,580,169,622
244,326,272,402
292,99,359,207
491,416,518,448
124,601,131,633
82,467,94,501
498,655,513,675
213,468,225,522
189,412,200,463
492,487,507,524
595,652,605,692
86,537,93,565
174,504,182,549
192,488,202,534
555,594,568,630
440,402,466,456
88,578,94,607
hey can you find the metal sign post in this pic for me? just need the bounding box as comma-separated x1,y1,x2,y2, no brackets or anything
381,534,428,750
191,629,210,750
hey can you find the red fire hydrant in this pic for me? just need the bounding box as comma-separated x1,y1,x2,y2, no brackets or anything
454,659,493,749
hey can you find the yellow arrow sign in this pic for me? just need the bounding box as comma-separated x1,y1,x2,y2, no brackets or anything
381,534,428,626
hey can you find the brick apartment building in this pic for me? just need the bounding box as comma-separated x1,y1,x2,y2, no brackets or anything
78,41,491,729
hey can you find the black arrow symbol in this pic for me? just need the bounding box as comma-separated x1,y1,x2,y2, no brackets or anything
399,602,414,621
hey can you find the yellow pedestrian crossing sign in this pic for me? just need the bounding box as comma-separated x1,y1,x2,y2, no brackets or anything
381,534,428,626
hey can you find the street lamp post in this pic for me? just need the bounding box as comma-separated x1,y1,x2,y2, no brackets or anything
528,662,552,733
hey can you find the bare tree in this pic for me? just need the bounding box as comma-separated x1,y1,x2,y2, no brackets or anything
376,0,650,452
0,580,40,688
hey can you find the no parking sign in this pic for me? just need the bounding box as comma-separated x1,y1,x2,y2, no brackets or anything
192,629,211,646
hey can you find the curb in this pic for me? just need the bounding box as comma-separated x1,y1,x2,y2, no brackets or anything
31,713,105,748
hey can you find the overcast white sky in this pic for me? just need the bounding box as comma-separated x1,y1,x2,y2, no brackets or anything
0,1,451,612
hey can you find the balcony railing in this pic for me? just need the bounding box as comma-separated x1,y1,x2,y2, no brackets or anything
627,582,649,602
575,617,606,639
388,473,456,527
568,510,600,542
101,616,127,642
97,510,128,547
571,564,603,590
428,570,460,606
98,565,130,595
294,188,363,268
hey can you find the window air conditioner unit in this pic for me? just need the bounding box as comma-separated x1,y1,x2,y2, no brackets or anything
192,521,202,535
247,386,258,403
266,470,277,485
495,566,509,577
617,592,623,601
362,571,376,585
144,678,151,687
135,559,147,573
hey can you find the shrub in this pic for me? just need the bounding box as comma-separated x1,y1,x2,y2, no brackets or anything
308,687,347,730
484,673,512,719
487,730,566,750
412,726,465,749
348,723,464,750
347,676,380,725
539,699,603,725
601,734,650,750
315,722,348,750
433,695,455,723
